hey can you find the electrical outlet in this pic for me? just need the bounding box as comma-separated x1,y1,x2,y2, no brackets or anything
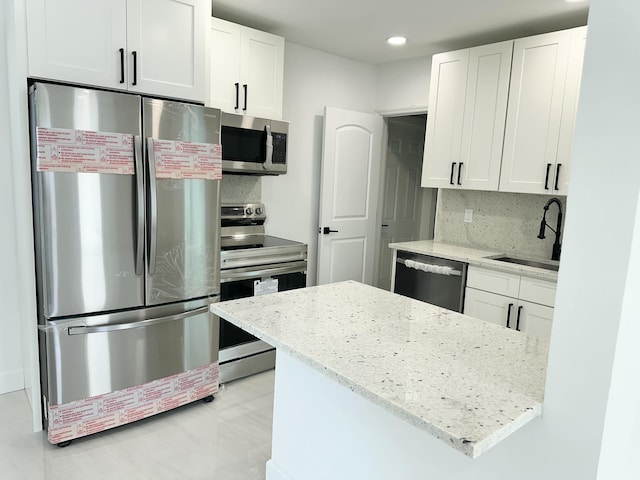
464,209,473,223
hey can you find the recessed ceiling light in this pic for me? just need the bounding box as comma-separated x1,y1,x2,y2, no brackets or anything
387,36,407,46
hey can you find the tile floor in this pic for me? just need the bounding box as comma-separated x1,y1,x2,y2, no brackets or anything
0,370,274,480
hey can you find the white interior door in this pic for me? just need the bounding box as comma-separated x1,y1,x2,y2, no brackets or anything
317,107,383,285
377,116,427,291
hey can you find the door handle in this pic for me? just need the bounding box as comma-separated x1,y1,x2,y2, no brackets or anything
132,51,138,86
234,83,240,110
544,163,552,190
243,84,248,111
68,306,209,335
457,162,463,185
382,224,389,227
119,48,125,84
554,164,562,191
516,305,523,331
506,303,514,328
146,138,158,275
322,227,338,234
450,162,456,185
133,135,144,276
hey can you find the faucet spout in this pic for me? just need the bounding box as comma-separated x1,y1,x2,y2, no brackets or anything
538,198,563,261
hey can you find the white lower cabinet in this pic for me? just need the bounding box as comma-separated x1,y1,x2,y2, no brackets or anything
464,266,556,340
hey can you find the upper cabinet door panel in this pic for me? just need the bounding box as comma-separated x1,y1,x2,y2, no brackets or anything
26,0,128,89
208,18,243,112
240,28,285,119
421,49,469,188
554,26,587,196
126,0,207,102
499,30,571,194
459,41,513,191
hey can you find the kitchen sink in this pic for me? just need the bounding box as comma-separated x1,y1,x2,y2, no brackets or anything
490,256,559,272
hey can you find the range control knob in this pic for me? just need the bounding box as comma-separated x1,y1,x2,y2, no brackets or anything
255,207,263,215
245,207,253,215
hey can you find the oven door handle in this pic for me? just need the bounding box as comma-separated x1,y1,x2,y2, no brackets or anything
221,262,307,282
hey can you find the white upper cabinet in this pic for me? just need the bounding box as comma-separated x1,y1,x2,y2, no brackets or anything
499,27,586,194
26,0,207,102
421,41,512,191
554,26,588,195
208,18,284,119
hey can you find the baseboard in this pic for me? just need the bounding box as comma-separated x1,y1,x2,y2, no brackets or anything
266,460,294,480
0,368,24,394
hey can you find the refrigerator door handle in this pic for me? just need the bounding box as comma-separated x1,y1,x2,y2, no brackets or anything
146,138,158,275
134,135,144,276
67,306,209,335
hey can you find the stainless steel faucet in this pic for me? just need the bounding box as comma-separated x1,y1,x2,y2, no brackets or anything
537,197,563,261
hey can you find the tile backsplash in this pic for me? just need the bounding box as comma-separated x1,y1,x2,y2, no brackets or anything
220,175,261,204
435,189,567,260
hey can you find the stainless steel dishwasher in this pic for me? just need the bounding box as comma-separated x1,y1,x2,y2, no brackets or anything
393,250,468,312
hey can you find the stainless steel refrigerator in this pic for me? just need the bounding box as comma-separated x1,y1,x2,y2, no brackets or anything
29,82,221,446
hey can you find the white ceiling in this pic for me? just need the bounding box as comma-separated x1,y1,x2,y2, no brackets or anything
212,0,589,65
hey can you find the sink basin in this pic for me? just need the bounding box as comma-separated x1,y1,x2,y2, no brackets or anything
491,256,559,272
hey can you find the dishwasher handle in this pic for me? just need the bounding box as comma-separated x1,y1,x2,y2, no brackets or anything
397,258,462,276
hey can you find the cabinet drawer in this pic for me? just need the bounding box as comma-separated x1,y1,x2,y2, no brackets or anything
519,277,557,306
467,266,521,297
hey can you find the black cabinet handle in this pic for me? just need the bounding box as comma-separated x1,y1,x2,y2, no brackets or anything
322,227,338,235
457,162,463,185
132,51,137,86
243,84,248,111
450,162,456,185
544,163,551,190
554,163,562,191
506,303,514,328
234,83,239,110
119,48,125,84
516,305,523,331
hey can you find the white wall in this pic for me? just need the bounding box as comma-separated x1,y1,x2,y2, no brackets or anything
375,56,431,115
0,1,24,395
262,42,377,285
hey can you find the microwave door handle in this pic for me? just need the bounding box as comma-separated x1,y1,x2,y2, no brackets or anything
264,124,273,171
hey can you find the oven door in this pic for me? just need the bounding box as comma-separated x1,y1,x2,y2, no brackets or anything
219,261,307,356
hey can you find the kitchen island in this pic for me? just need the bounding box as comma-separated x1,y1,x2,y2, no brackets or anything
211,281,549,480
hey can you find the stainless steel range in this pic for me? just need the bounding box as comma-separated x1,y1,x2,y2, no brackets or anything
219,203,307,383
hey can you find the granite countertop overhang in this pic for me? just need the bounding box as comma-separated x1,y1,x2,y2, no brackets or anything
389,240,559,281
211,281,549,458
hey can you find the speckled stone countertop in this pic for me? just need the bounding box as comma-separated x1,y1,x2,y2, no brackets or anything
211,281,549,459
389,240,559,281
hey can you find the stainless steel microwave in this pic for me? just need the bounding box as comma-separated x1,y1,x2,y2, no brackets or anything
221,112,288,175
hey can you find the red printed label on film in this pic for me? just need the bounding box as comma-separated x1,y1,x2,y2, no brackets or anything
47,362,219,445
152,139,222,180
36,127,135,174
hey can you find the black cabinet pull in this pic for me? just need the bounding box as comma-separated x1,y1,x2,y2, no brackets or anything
243,84,248,111
457,162,463,185
450,162,456,185
554,163,562,191
506,303,514,328
516,305,523,331
544,163,551,190
234,83,239,109
119,48,125,84
321,227,339,235
132,51,138,86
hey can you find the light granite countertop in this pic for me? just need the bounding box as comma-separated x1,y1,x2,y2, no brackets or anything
211,281,549,458
389,240,559,281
